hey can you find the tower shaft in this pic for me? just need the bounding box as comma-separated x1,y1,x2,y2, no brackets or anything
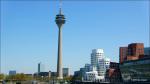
57,27,63,79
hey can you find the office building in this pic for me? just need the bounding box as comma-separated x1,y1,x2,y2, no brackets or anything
84,49,110,81
85,71,101,82
38,62,45,73
105,62,122,82
9,70,16,75
120,57,150,82
119,43,144,63
91,49,104,67
127,43,144,60
74,49,110,82
119,43,150,82
38,72,49,77
144,47,150,56
73,68,85,80
63,68,70,77
84,64,92,72
119,47,128,64
91,49,110,77
51,72,57,77
34,71,51,78
105,58,110,69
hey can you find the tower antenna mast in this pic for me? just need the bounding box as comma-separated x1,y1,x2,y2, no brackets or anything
59,0,62,14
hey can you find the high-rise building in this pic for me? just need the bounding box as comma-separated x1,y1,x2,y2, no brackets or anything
119,47,128,64
75,49,110,81
91,49,104,67
90,49,110,81
55,0,66,79
38,62,45,73
63,68,70,77
97,59,106,78
9,70,16,75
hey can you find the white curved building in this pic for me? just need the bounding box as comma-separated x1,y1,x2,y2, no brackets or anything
89,49,110,81
105,58,110,69
85,71,101,82
91,49,105,66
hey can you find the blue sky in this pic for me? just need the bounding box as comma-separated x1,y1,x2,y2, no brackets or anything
1,1,149,74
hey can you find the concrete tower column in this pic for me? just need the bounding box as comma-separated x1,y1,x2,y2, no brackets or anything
55,8,65,79
57,26,63,79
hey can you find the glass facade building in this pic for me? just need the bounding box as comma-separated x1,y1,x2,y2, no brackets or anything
120,57,150,82
38,62,45,73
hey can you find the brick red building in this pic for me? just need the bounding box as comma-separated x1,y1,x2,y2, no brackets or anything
105,62,122,82
119,43,144,63
119,47,128,64
127,43,144,60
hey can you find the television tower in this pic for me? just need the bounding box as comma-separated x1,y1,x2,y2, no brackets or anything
55,0,66,79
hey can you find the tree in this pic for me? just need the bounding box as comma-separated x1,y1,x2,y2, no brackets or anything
5,73,29,81
0,74,4,80
64,76,73,81
15,73,26,81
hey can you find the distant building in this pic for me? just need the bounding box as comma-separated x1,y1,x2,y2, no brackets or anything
127,43,144,60
105,58,110,69
97,59,106,79
119,43,150,83
80,68,85,77
144,47,150,56
105,62,122,82
84,64,92,72
82,49,110,81
9,70,16,75
119,47,128,64
38,72,49,77
85,71,102,82
120,57,150,82
91,49,110,80
63,68,70,77
51,72,57,77
38,62,45,73
74,71,80,77
74,49,110,82
119,43,144,63
91,49,104,66
73,68,85,80
109,62,119,69
34,71,51,78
